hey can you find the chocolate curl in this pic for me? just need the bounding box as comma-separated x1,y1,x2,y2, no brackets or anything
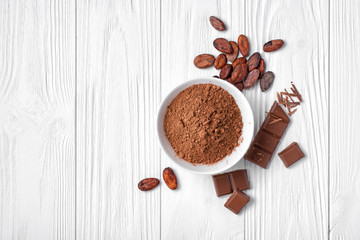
284,89,295,102
291,83,302,102
288,108,298,116
269,118,283,125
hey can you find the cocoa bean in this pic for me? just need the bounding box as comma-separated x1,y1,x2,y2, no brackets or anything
247,52,261,71
226,41,239,62
214,54,227,69
163,167,178,190
220,64,232,79
244,69,260,89
260,71,275,92
213,38,233,54
229,65,242,83
257,58,265,77
138,178,160,191
232,57,246,68
193,54,215,68
234,82,244,91
237,35,250,57
209,16,226,31
263,39,284,52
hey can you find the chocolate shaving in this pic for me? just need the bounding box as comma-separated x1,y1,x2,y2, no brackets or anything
269,118,283,124
284,89,295,102
281,92,298,97
268,112,282,120
291,83,302,102
288,108,297,116
276,83,303,116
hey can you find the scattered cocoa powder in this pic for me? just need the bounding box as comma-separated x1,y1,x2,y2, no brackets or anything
164,84,243,165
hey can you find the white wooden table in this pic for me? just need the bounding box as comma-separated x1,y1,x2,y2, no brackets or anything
0,0,359,239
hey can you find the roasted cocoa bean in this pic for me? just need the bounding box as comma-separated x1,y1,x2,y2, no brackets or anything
220,64,232,79
138,178,160,191
247,52,261,71
163,167,178,190
226,41,239,62
263,39,284,52
260,71,275,92
209,16,226,31
193,54,215,68
237,35,250,57
244,69,260,89
213,38,233,54
214,54,227,69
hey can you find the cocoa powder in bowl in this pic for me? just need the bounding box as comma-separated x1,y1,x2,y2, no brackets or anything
164,84,243,165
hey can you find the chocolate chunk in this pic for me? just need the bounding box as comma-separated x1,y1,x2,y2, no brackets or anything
224,190,250,214
269,101,290,122
253,130,280,153
212,173,232,197
262,114,289,138
278,142,305,167
229,169,250,191
245,146,272,168
244,101,290,168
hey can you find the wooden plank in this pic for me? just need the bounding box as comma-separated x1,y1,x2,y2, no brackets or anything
76,0,161,239
0,0,75,239
161,1,246,239
244,0,329,239
329,0,360,238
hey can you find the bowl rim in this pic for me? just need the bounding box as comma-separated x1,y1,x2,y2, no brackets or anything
157,77,254,175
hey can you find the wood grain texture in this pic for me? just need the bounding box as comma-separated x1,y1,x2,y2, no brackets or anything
330,0,360,239
0,0,75,239
161,0,246,239
76,0,161,239
244,0,329,239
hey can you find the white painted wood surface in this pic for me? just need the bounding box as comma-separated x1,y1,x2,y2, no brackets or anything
0,0,359,239
0,0,75,239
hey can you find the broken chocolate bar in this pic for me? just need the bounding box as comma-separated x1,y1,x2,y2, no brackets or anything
244,101,290,168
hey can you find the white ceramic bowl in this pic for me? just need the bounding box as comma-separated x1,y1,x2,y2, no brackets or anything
157,77,254,175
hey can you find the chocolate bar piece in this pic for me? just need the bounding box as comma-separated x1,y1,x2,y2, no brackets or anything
212,173,232,197
229,169,250,191
244,101,290,168
224,190,250,214
278,142,305,167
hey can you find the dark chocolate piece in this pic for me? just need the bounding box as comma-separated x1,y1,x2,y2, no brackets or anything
224,190,250,214
253,130,279,153
244,101,290,168
262,114,289,138
229,169,250,191
245,146,272,168
278,142,305,167
212,173,232,197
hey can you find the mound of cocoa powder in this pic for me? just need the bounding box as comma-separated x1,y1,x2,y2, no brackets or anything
164,84,243,165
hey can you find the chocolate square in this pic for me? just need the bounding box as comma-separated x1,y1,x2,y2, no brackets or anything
253,130,280,153
262,115,289,138
212,173,232,197
268,101,290,123
278,142,305,167
244,146,272,169
229,169,250,191
224,190,250,214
